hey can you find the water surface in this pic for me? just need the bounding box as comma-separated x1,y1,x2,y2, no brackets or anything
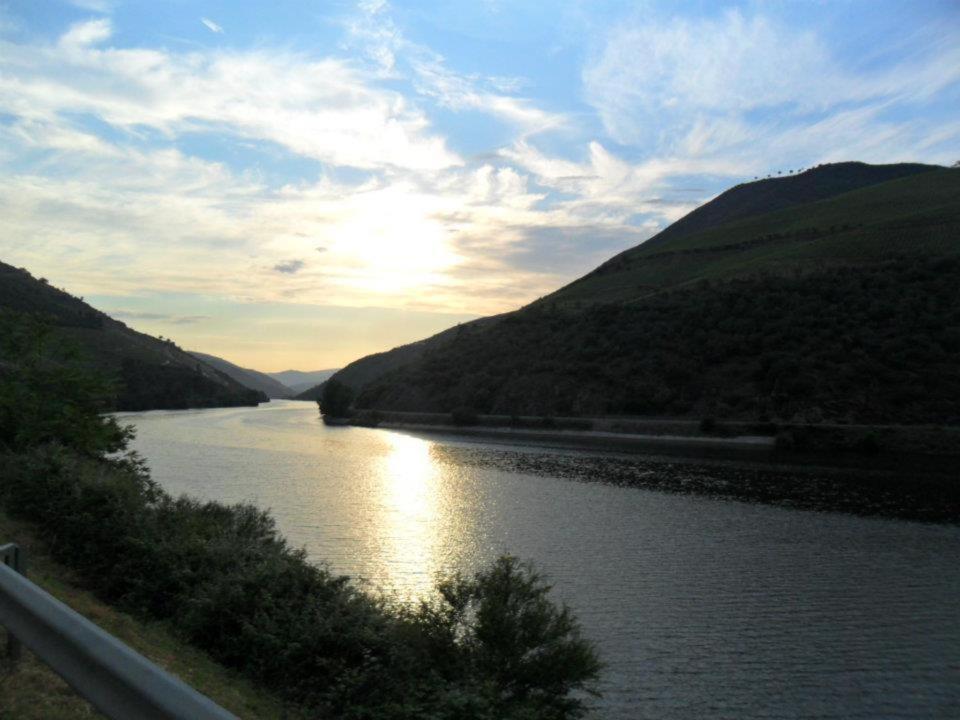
119,400,960,719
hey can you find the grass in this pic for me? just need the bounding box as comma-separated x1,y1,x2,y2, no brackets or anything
0,510,304,720
551,167,960,306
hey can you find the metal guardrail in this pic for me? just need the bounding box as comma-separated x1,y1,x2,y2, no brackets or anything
0,543,237,720
1,543,24,662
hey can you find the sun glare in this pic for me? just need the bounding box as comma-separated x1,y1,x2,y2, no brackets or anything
376,431,441,597
328,189,460,294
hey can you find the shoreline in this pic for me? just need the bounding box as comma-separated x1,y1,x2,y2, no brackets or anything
377,421,776,456
331,408,960,476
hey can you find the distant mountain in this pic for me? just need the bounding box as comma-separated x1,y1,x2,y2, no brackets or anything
269,369,338,396
189,351,293,398
329,162,960,425
0,262,267,410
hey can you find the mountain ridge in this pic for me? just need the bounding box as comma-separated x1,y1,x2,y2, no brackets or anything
322,162,960,425
0,261,267,411
189,352,294,399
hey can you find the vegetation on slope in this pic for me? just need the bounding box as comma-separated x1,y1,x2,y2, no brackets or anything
335,164,960,425
550,166,959,306
0,510,301,720
357,257,960,423
0,314,601,719
637,161,937,252
0,262,265,411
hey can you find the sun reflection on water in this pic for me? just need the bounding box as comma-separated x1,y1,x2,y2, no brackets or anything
376,431,442,599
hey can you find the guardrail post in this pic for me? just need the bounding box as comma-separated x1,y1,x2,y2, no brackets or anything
0,543,25,663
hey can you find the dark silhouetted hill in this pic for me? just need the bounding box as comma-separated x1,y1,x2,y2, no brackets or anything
328,163,960,425
0,262,267,410
270,369,339,396
189,351,293,399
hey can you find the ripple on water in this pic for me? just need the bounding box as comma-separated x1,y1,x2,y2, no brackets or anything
118,402,960,719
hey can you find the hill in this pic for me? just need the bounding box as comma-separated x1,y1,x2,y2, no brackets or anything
293,315,504,400
330,163,960,425
0,262,267,410
269,369,339,396
189,351,293,398
637,161,937,251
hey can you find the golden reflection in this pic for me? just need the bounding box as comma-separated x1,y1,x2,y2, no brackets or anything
376,431,442,599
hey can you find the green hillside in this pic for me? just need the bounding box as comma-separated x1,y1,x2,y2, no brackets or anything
637,161,937,251
0,262,266,410
294,315,502,400
550,165,958,306
332,163,960,425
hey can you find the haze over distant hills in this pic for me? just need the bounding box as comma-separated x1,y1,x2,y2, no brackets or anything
0,262,266,410
322,162,960,425
189,352,294,399
270,369,339,396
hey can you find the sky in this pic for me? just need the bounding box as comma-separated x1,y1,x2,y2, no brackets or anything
1,0,958,371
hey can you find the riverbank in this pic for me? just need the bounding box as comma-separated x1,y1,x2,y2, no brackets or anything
0,510,301,720
343,409,960,467
378,421,776,458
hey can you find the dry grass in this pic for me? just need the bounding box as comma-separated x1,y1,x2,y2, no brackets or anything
0,511,305,720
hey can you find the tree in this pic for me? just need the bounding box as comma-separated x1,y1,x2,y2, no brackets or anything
0,313,131,456
434,556,602,719
318,379,354,418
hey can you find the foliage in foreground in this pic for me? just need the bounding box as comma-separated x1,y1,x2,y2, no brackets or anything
0,315,601,719
0,510,302,720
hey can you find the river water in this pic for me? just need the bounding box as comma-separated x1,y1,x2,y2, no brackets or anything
118,400,960,719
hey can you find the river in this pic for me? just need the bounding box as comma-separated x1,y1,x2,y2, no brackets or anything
117,400,960,719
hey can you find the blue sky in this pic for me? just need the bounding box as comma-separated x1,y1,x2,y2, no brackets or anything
1,0,958,370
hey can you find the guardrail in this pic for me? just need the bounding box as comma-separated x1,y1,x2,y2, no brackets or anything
0,543,237,720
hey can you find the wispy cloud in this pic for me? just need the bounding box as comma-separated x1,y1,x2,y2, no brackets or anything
274,259,305,274
200,17,224,35
347,1,566,137
112,310,210,325
68,0,113,12
2,20,460,171
582,8,960,169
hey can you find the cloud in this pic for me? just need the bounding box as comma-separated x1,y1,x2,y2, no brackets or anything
68,0,113,12
1,2,957,327
410,56,566,136
582,8,960,167
59,18,113,47
200,18,224,34
0,24,460,171
273,259,306,274
347,1,565,136
111,310,210,324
